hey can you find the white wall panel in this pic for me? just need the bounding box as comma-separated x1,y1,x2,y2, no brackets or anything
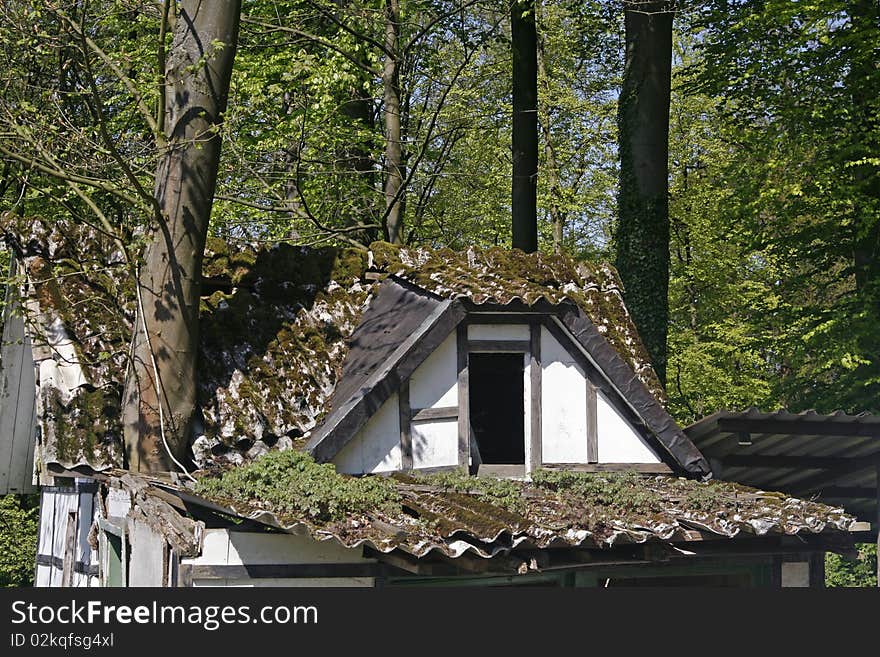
333,393,400,474
412,419,458,469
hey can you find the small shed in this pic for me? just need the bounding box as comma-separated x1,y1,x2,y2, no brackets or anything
0,216,866,587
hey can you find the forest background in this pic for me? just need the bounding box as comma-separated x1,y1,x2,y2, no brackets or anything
0,0,877,585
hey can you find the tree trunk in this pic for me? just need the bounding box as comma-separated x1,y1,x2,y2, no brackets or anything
537,36,564,253
511,0,538,253
123,0,242,473
383,0,405,244
616,1,673,385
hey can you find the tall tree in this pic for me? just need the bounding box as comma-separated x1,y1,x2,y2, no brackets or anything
124,0,242,472
616,0,674,384
383,0,405,243
511,0,538,252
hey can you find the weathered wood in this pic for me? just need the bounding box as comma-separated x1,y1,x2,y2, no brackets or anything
186,563,380,580
586,382,598,464
477,464,526,478
61,511,77,587
541,463,673,474
468,339,531,353
0,270,38,494
457,323,470,468
411,406,458,422
464,313,547,325
399,380,413,471
529,323,542,473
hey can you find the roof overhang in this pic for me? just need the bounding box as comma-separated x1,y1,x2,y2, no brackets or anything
686,408,880,529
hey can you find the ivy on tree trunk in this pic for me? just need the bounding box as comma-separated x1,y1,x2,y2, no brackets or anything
616,0,673,385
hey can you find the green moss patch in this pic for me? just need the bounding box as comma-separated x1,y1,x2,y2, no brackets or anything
194,449,401,524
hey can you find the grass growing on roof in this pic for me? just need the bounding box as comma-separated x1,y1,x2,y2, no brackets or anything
194,450,401,523
414,470,527,513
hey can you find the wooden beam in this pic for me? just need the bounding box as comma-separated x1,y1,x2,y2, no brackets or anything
465,313,546,325
457,323,470,469
716,417,880,438
586,383,598,464
411,406,458,422
721,454,880,469
541,463,673,474
468,339,530,352
477,464,526,478
399,380,412,471
186,563,381,580
529,323,542,473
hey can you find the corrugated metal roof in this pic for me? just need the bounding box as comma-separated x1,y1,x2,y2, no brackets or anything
686,407,880,523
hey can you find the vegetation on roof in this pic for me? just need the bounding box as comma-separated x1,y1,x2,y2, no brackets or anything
192,448,854,548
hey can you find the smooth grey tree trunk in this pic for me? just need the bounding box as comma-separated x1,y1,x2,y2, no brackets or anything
123,0,242,473
616,1,673,385
511,0,538,253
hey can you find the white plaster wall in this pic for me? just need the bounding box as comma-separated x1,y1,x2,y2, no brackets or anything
412,419,458,469
333,392,401,474
596,390,660,463
409,333,457,408
468,324,530,340
185,529,375,588
540,327,589,464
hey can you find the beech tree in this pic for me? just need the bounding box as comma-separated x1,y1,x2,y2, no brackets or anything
124,1,242,473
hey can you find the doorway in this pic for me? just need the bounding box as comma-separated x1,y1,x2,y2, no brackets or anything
468,353,525,464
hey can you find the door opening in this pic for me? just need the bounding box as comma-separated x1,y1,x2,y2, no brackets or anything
468,353,525,464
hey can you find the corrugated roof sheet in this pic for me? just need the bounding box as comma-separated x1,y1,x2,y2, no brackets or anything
168,471,859,562
686,407,880,522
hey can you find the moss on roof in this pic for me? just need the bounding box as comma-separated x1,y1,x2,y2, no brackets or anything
1,215,662,469
192,449,857,558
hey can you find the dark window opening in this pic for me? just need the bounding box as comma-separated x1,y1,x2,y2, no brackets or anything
469,353,525,464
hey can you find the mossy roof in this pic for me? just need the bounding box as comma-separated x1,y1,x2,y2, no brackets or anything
2,215,663,470
180,464,859,564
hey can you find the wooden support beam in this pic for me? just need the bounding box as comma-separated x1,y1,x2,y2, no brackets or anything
399,380,413,471
465,313,546,325
411,406,458,422
541,463,673,474
529,323,542,473
586,383,598,464
477,464,526,478
716,417,880,438
468,339,530,352
721,454,880,469
456,323,470,469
